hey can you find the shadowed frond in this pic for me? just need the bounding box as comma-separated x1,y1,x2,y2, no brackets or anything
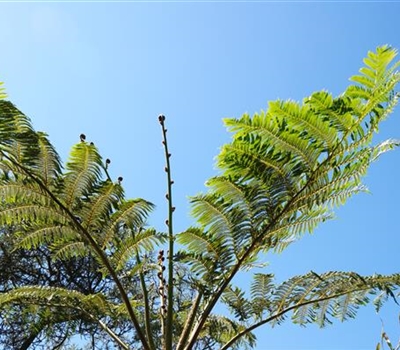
113,228,165,270
177,227,218,259
273,272,400,327
15,225,80,250
0,285,110,318
80,181,125,231
222,286,252,322
202,314,256,350
101,199,154,249
51,241,90,261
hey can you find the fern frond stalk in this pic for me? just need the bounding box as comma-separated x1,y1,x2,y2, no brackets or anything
159,114,175,350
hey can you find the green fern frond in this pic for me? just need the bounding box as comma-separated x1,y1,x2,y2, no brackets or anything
0,183,54,206
0,101,40,168
0,285,110,315
222,286,252,322
177,227,218,258
15,225,79,250
219,142,291,181
63,142,103,209
249,273,274,320
258,206,333,253
81,181,124,230
222,111,316,169
352,45,398,87
101,199,154,249
0,204,69,226
304,91,355,132
190,194,237,255
36,132,62,187
206,177,253,218
113,228,163,270
203,314,257,350
271,271,400,327
268,99,338,148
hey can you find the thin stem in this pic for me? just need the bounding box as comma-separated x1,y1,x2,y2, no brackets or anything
176,292,202,350
1,151,150,350
159,114,175,350
136,252,156,350
95,319,129,349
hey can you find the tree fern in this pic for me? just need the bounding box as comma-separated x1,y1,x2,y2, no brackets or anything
1,46,400,350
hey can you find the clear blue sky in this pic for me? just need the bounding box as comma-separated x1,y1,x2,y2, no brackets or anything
1,1,399,349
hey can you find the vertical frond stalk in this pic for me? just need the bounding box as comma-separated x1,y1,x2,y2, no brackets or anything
137,247,156,350
159,114,175,350
176,292,203,350
158,249,167,346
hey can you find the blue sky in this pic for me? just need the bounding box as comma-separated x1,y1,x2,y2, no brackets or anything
1,1,400,349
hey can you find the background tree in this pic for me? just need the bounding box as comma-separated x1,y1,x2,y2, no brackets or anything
0,46,399,350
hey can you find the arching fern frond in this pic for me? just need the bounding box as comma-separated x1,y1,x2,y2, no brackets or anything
0,183,54,207
0,285,110,315
15,225,80,250
220,272,400,350
0,205,69,227
272,271,400,327
0,100,40,170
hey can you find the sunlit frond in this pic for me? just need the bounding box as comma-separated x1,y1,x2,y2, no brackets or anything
63,142,103,209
